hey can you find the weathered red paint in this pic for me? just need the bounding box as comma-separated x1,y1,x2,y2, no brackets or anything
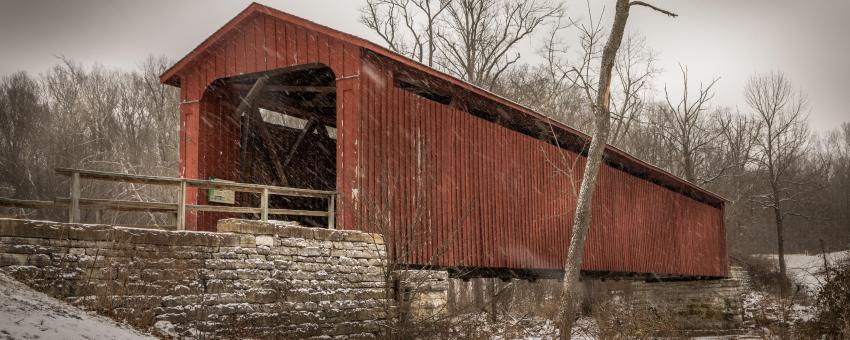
161,3,728,277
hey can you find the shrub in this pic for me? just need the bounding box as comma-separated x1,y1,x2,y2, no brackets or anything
799,257,850,338
592,296,676,338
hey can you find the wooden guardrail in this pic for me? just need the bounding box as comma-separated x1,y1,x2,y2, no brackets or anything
0,168,337,230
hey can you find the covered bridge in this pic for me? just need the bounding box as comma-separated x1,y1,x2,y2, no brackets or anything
160,3,727,278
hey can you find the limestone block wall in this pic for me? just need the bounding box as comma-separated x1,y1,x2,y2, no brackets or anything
632,280,743,331
0,218,390,339
447,275,745,333
394,270,449,321
594,278,744,332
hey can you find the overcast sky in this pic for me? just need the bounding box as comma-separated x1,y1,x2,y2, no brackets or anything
0,0,847,132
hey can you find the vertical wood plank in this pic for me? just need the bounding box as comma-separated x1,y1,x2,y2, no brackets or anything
297,26,307,64
177,180,186,230
307,32,318,64
226,37,237,76
328,38,342,76
264,15,275,70
68,172,80,223
254,16,265,71
328,194,336,229
261,188,269,221
235,30,246,75
286,23,297,65
275,19,285,68
245,19,256,73
215,47,226,81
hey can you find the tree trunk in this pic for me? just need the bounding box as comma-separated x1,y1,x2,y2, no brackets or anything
556,1,631,338
683,150,696,183
773,204,787,295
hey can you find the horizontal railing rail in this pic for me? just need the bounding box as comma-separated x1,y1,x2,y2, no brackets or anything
0,168,337,230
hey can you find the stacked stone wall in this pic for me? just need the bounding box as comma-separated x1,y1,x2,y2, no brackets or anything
591,277,745,333
0,218,390,339
394,270,449,321
447,275,745,334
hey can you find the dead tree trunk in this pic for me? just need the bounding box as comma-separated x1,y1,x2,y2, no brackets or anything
556,1,676,338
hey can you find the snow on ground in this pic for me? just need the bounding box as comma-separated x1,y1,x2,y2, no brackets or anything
449,312,598,339
742,290,814,323
759,250,849,294
0,272,155,340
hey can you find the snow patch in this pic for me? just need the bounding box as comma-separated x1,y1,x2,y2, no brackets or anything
0,272,155,340
758,250,849,294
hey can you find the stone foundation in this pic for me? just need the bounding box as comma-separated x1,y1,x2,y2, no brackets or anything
0,217,742,336
605,279,743,331
447,275,745,334
0,218,392,339
394,270,449,321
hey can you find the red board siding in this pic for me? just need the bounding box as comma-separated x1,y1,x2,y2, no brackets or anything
196,91,240,231
351,58,726,276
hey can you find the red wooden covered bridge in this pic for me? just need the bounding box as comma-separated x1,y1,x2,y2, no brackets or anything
160,3,727,279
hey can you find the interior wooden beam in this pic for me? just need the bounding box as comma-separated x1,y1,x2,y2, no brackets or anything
235,76,290,187
235,75,269,115
228,63,328,83
282,118,320,169
262,96,330,121
233,84,336,94
240,104,252,183
253,97,336,128
249,107,290,187
298,96,336,108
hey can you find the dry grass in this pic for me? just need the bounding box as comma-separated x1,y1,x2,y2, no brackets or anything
739,255,795,296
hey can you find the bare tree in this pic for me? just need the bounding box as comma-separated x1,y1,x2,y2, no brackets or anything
555,1,676,338
0,72,49,201
607,34,656,146
0,57,179,225
714,111,761,185
711,111,762,251
824,123,850,231
745,71,810,294
360,0,563,89
550,3,658,145
658,64,719,183
360,0,450,67
490,20,586,130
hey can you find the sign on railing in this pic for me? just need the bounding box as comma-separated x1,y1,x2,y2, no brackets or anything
43,168,337,230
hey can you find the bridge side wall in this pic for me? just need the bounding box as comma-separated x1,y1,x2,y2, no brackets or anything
352,54,727,276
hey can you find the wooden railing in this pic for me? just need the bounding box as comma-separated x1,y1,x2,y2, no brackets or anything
0,168,337,230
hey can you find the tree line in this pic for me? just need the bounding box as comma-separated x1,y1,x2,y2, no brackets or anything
0,57,179,226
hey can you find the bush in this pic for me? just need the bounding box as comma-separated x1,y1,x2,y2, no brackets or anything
799,257,850,338
592,296,676,338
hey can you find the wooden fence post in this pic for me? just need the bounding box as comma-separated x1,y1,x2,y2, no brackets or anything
261,188,269,221
68,171,80,223
327,194,335,229
177,181,186,230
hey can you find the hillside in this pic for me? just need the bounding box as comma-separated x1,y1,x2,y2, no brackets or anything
0,272,155,340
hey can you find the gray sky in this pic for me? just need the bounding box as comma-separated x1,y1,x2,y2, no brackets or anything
0,0,847,132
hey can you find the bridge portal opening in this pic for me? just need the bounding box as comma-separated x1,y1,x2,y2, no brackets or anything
201,64,337,228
